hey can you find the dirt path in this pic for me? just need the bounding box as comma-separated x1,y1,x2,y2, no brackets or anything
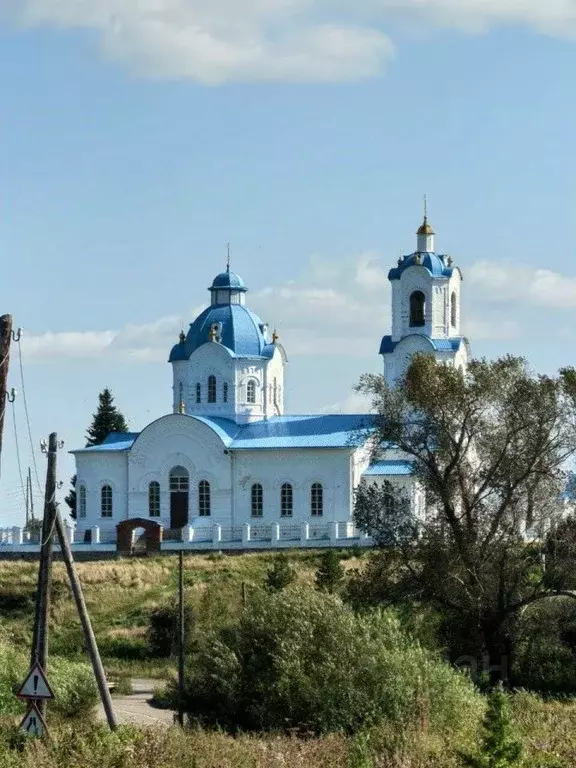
96,678,175,727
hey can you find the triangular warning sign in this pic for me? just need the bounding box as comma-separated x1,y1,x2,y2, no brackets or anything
16,661,55,700
19,701,48,737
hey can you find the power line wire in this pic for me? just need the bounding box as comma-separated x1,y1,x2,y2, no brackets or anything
11,398,27,512
17,336,42,493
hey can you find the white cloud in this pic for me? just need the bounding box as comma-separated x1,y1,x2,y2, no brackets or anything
21,252,559,366
5,0,576,83
468,261,576,309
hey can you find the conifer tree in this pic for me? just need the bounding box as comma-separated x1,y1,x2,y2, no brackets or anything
66,388,129,518
463,683,522,768
315,549,345,594
265,553,295,592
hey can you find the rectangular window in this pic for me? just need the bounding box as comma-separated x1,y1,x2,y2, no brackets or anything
148,482,160,517
310,483,323,517
198,481,211,516
78,485,87,519
280,484,293,517
101,485,113,518
251,484,263,517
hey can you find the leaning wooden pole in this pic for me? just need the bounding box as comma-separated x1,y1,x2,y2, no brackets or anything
54,507,118,730
30,432,58,721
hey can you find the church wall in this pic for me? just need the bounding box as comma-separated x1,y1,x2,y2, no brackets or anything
232,449,353,523
74,451,129,539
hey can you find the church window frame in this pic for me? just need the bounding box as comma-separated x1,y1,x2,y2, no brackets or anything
148,481,160,517
101,485,113,518
223,382,228,403
196,383,201,403
198,480,211,517
78,484,87,519
310,483,323,517
251,483,263,517
409,290,426,328
169,466,189,492
450,291,457,328
208,375,217,403
247,380,257,404
280,483,293,517
382,492,395,516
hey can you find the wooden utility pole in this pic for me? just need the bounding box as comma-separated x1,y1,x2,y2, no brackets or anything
177,550,185,727
30,432,58,717
0,314,13,467
54,508,118,730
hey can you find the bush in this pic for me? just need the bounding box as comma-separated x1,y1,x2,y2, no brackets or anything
462,684,522,768
178,587,483,735
0,636,98,719
265,554,295,592
148,604,194,658
315,550,345,594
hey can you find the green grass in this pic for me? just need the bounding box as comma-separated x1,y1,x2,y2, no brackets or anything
0,551,359,679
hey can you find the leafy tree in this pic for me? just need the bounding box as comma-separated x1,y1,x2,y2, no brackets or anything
353,354,576,684
265,553,295,592
65,388,129,519
463,683,522,768
315,550,345,594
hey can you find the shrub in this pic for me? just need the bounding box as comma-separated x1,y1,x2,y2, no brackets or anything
315,550,345,594
462,684,522,768
265,554,295,592
148,604,194,658
178,587,483,736
0,636,98,719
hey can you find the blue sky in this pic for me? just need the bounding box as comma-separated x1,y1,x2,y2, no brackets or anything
1,1,576,524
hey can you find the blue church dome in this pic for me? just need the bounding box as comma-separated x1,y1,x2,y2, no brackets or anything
209,270,247,292
388,252,454,281
169,304,273,361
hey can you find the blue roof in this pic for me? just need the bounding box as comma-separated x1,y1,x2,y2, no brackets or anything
362,460,413,476
209,270,247,292
380,335,464,355
388,252,454,281
71,415,376,453
169,304,271,361
73,432,140,453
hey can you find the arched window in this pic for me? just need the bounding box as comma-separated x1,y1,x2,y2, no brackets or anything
169,466,189,492
148,481,160,517
247,380,256,404
409,291,425,327
208,375,217,403
251,483,263,517
78,485,87,519
382,492,395,516
196,383,201,403
450,291,457,328
198,480,211,517
223,382,228,403
310,483,323,517
280,483,293,517
101,485,113,518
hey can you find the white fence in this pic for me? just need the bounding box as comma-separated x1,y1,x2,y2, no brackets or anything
0,520,372,554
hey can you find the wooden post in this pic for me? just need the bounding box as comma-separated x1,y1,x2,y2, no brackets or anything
177,550,185,727
30,432,58,717
54,507,118,730
0,314,13,468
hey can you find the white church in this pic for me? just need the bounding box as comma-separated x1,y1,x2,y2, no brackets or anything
70,217,468,550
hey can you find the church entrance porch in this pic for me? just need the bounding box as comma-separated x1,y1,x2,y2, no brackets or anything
169,466,189,529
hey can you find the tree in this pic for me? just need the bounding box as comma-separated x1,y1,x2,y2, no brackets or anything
353,354,576,684
65,388,129,519
462,683,522,768
315,550,345,594
265,553,295,592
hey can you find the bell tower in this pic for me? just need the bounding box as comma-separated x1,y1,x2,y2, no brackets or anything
379,211,470,387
